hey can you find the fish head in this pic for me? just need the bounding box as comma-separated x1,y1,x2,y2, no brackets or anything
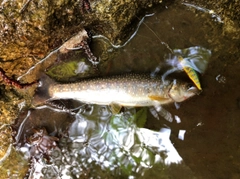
168,79,200,102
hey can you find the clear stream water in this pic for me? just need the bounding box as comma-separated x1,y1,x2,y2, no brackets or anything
13,2,240,179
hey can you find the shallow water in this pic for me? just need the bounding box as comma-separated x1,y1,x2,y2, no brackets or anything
13,2,240,179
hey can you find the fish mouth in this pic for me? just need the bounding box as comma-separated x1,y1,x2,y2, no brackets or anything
167,82,201,102
188,86,202,95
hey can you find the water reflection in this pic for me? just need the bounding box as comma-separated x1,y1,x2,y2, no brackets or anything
10,1,239,178
182,2,223,23
16,105,186,178
169,46,211,74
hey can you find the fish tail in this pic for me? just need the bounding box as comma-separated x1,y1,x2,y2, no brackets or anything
31,73,57,107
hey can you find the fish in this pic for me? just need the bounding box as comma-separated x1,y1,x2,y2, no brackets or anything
178,56,202,90
47,73,199,108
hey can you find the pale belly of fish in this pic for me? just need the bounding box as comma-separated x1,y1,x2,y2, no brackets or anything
48,74,199,107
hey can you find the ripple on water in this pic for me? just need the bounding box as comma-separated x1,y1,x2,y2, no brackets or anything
11,1,239,178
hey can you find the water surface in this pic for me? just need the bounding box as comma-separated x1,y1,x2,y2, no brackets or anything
14,2,240,178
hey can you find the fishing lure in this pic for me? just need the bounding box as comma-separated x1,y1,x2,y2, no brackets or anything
178,56,202,90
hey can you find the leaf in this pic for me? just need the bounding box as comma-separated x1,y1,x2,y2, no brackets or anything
132,155,141,164
120,163,133,176
134,108,147,128
46,60,79,80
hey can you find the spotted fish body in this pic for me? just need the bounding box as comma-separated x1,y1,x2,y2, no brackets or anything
178,56,202,90
48,73,199,107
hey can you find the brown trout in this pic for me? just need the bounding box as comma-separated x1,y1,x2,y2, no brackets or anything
48,73,199,107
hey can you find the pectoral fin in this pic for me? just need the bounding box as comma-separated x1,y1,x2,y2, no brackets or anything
148,95,169,102
174,102,181,109
110,102,122,114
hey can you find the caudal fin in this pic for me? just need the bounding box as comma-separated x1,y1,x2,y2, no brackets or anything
31,73,57,107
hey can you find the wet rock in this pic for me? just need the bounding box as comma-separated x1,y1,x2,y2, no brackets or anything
185,0,240,26
0,0,165,129
89,0,164,43
0,0,163,76
0,0,239,177
183,0,240,39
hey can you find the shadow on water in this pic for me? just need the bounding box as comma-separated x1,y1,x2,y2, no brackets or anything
13,2,240,179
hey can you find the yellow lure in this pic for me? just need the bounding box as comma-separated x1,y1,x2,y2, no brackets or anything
178,56,202,90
